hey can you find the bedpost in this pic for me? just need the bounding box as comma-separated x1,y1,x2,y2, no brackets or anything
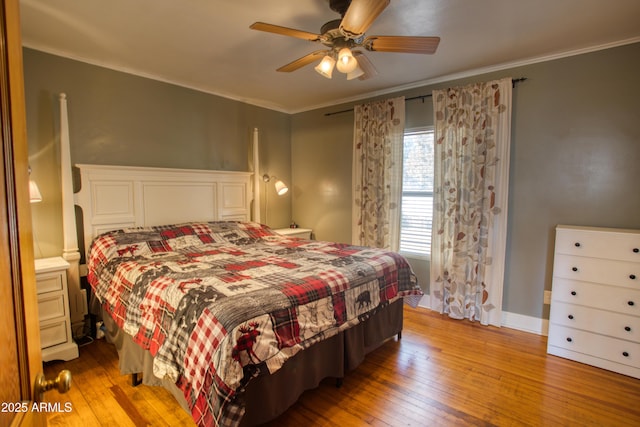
59,93,85,335
252,127,261,223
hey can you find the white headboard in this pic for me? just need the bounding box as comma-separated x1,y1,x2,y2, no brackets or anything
58,94,258,329
74,163,253,260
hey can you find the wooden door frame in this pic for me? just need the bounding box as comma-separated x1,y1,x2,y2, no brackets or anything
0,0,44,425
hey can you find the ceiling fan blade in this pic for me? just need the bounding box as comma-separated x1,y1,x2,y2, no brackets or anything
353,51,378,80
277,50,327,72
250,22,321,42
340,0,390,38
363,36,440,54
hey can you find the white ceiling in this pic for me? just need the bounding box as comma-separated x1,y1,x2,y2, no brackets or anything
19,0,640,114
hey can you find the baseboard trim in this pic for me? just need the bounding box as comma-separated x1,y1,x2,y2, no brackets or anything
501,311,548,336
415,294,548,336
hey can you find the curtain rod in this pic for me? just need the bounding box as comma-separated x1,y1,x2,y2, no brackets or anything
324,77,527,117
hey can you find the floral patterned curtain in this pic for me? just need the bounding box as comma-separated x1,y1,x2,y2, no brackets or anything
430,78,512,326
352,96,405,250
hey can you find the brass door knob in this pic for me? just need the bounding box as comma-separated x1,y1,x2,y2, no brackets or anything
34,370,72,402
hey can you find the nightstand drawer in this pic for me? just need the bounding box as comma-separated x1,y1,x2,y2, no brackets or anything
36,273,64,294
35,256,78,361
40,319,69,349
38,293,66,322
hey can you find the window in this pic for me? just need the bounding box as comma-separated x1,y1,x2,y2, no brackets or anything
400,127,434,257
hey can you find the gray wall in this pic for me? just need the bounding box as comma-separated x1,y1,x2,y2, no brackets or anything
25,43,640,320
291,42,640,318
24,48,292,258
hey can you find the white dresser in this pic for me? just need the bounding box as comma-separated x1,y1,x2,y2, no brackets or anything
35,257,79,362
547,225,639,379
274,227,313,239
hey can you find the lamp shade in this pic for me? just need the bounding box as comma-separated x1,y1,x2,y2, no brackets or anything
347,64,365,80
336,48,358,73
314,55,336,79
274,180,288,196
29,180,42,203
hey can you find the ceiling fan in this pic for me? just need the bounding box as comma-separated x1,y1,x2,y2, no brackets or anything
249,0,440,80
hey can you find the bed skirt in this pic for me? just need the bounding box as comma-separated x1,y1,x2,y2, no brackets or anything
101,298,404,426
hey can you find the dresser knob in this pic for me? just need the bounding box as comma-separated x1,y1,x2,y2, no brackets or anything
566,337,573,342
572,267,578,272
634,248,639,253
574,242,581,247
568,314,574,320
625,326,631,332
571,291,577,296
622,351,629,357
629,301,636,306
630,274,637,280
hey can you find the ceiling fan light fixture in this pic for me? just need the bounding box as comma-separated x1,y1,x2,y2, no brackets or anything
314,55,336,78
336,48,358,73
251,0,439,81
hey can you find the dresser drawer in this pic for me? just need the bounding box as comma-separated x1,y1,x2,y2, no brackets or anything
553,254,639,290
551,278,640,315
548,325,639,369
37,293,67,322
40,319,69,349
555,226,640,262
549,301,639,343
36,272,64,294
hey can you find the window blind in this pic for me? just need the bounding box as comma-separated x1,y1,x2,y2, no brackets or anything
400,129,434,256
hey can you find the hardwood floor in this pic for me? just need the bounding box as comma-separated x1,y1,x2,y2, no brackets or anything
43,306,640,426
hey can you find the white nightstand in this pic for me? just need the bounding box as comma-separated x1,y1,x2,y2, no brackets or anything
35,257,79,362
274,228,313,239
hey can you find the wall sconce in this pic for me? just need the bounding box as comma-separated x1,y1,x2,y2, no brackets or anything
263,174,288,196
28,166,42,203
262,174,288,227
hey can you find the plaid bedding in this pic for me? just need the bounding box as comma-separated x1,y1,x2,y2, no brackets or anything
87,221,422,426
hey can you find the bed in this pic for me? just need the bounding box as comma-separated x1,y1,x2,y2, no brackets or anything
73,163,422,427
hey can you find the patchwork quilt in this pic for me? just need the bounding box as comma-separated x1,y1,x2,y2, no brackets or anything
87,221,422,427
